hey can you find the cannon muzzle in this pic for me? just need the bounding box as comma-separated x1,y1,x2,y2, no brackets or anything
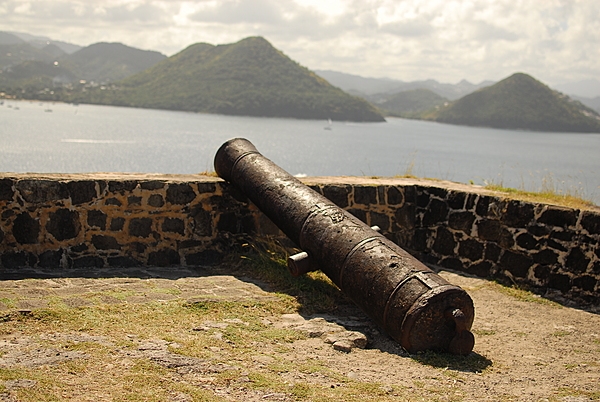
214,138,475,355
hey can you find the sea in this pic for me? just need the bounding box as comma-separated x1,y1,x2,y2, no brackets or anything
2,100,599,205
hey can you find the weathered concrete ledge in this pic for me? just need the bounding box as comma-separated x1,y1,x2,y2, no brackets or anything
1,173,599,304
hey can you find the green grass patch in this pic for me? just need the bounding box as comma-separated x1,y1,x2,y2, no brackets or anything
483,183,596,210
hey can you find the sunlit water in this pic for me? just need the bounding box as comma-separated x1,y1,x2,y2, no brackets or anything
2,100,599,204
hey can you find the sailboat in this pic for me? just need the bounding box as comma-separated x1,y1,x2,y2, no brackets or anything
324,118,333,130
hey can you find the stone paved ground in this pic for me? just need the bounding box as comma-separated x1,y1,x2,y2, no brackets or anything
0,265,599,401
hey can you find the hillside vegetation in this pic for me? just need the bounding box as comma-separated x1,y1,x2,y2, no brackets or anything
375,88,448,117
59,42,166,83
82,37,384,121
422,73,600,133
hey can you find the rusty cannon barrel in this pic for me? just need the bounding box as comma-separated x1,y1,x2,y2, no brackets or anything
214,138,475,355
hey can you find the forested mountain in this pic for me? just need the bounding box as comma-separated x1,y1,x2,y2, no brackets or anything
422,73,600,133
77,37,384,121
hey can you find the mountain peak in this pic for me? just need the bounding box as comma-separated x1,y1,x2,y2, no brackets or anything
424,72,600,133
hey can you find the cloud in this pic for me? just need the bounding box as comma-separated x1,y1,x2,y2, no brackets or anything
0,0,598,86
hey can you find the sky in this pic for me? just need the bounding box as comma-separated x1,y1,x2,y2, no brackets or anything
1,0,599,88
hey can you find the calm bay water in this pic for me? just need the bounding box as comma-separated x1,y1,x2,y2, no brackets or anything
2,100,599,204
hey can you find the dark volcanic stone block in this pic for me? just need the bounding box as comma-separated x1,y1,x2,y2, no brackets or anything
501,200,535,227
538,206,577,228
105,198,122,206
16,180,68,203
475,195,491,216
448,211,475,234
580,211,600,234
147,194,165,207
533,249,558,265
548,273,571,293
0,178,14,201
38,249,64,268
516,232,537,250
13,212,40,244
467,261,492,277
72,256,104,268
148,249,180,266
0,227,3,243
348,209,366,223
197,182,217,194
191,208,212,236
565,248,590,273
422,199,449,227
71,243,88,253
67,181,97,205
433,227,456,255
108,181,137,193
322,185,350,208
416,190,430,208
394,204,415,230
1,251,30,268
166,183,196,205
92,235,121,250
38,249,65,268
217,212,238,233
500,250,533,278
477,219,514,248
87,210,107,230
573,275,597,292
110,217,125,231
484,242,502,262
446,191,466,210
140,181,166,190
129,218,153,237
353,186,377,205
47,209,80,241
127,196,142,206
412,228,429,252
163,218,185,235
439,257,463,270
551,230,574,242
458,238,484,261
387,186,404,206
534,265,550,280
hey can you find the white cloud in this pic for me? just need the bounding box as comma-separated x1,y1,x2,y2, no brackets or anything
0,0,598,86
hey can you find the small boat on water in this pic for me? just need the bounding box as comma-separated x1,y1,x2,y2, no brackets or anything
324,118,333,130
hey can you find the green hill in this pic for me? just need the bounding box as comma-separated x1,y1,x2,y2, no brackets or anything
59,42,166,83
423,73,600,133
87,37,384,121
376,88,448,117
0,60,76,89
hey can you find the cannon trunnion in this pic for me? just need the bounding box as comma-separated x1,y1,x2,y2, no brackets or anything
214,138,475,355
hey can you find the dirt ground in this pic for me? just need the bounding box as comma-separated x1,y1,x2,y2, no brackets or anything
0,265,598,401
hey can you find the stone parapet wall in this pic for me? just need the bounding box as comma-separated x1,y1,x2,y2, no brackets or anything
1,174,599,304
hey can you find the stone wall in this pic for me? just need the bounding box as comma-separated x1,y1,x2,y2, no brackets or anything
1,174,598,304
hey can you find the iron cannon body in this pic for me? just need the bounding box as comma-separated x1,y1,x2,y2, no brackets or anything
214,138,475,355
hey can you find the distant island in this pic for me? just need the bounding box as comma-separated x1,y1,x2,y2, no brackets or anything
420,73,600,133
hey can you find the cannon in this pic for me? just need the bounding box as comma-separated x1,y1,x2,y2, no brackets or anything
214,138,475,355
